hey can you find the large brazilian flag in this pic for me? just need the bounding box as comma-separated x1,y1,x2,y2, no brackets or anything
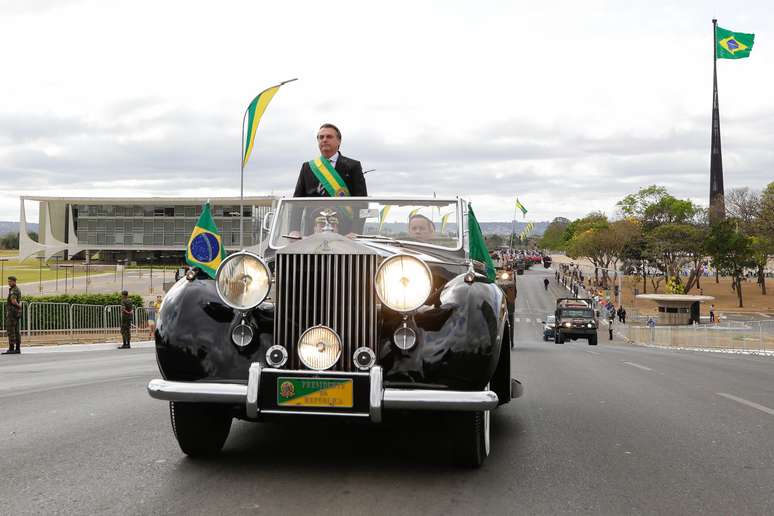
186,202,226,279
716,26,755,59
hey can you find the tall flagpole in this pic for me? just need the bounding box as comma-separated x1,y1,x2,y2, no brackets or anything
709,18,725,224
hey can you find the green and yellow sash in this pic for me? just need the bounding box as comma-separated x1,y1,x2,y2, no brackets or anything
308,156,351,198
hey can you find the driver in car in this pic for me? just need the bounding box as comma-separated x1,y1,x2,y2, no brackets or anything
409,214,436,239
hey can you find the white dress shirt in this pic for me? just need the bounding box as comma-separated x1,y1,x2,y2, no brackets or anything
326,152,339,168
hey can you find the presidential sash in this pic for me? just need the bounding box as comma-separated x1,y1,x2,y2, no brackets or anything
308,156,351,198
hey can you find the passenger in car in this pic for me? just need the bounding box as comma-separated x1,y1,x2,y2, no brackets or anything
409,214,436,239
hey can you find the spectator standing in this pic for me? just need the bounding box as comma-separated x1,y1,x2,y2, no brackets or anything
709,304,715,324
608,313,614,341
3,276,22,355
118,290,133,349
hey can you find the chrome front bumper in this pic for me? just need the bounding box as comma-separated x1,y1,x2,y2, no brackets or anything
147,365,518,423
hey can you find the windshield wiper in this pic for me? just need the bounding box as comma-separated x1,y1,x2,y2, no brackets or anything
350,234,402,245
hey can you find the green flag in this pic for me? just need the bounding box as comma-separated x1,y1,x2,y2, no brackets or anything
467,204,496,282
515,197,528,216
716,26,755,59
186,202,226,279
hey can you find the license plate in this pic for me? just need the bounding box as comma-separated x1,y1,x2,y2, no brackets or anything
277,377,353,408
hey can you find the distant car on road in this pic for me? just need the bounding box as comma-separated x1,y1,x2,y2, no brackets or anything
541,315,556,341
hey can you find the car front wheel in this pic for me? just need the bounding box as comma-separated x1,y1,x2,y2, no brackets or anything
170,401,232,457
452,410,490,468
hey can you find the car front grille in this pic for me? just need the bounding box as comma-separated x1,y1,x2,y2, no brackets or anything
274,253,378,371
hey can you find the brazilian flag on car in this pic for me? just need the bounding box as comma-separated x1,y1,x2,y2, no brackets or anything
186,202,226,279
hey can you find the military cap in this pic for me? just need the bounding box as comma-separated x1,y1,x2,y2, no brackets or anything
8,276,17,281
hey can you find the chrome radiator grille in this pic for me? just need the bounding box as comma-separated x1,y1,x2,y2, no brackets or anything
274,254,378,371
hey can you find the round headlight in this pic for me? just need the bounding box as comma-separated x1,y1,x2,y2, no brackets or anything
375,255,432,313
298,325,341,371
500,272,509,280
215,252,271,310
231,322,254,347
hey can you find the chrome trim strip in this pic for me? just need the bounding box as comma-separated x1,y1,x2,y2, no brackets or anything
382,389,499,411
246,363,262,418
263,368,369,377
261,409,370,418
147,379,247,403
369,366,383,423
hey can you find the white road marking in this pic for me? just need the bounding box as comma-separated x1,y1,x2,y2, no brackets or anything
525,318,531,323
586,350,600,355
716,393,774,416
514,318,520,323
622,361,653,372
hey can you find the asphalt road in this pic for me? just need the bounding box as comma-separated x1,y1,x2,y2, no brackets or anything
1,268,773,515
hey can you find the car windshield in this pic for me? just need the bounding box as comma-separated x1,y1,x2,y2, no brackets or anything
561,308,594,318
270,198,461,249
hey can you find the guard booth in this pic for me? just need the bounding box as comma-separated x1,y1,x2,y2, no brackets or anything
635,294,715,325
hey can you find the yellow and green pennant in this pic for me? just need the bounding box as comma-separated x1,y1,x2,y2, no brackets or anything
408,207,422,220
186,202,226,279
515,197,528,217
440,212,452,233
378,205,392,232
242,79,296,170
308,156,351,198
716,26,755,59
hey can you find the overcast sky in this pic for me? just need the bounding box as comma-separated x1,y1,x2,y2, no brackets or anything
1,0,771,223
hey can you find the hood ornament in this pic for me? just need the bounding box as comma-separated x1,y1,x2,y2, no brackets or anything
315,209,339,233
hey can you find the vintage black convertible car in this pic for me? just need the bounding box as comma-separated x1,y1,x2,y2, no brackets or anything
147,197,523,467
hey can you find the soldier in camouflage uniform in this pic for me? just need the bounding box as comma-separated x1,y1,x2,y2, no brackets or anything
117,290,133,349
3,276,22,354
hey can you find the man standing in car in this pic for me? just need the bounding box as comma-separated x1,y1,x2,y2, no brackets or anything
293,124,367,198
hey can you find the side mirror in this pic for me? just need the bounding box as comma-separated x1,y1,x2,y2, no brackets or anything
262,211,274,232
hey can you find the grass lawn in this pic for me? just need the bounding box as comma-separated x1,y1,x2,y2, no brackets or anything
0,249,91,284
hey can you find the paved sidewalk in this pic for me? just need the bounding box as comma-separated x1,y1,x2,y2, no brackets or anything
11,340,155,354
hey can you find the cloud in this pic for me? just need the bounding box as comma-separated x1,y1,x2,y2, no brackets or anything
1,0,773,224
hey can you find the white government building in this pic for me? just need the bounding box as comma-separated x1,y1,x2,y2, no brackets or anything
19,196,276,263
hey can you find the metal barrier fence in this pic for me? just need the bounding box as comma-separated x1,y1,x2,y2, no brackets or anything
620,323,774,352
1,301,150,337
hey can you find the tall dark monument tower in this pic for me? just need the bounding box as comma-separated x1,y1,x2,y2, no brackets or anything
709,19,726,224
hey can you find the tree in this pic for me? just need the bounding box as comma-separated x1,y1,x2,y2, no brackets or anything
617,185,701,230
539,217,570,250
704,220,757,307
726,187,761,228
646,223,707,292
565,216,638,288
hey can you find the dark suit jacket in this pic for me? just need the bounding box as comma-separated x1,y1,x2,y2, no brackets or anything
293,154,368,198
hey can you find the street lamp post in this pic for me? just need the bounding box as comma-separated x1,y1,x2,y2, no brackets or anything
37,256,44,292
55,256,59,292
120,259,126,291
0,257,8,298
149,258,153,294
